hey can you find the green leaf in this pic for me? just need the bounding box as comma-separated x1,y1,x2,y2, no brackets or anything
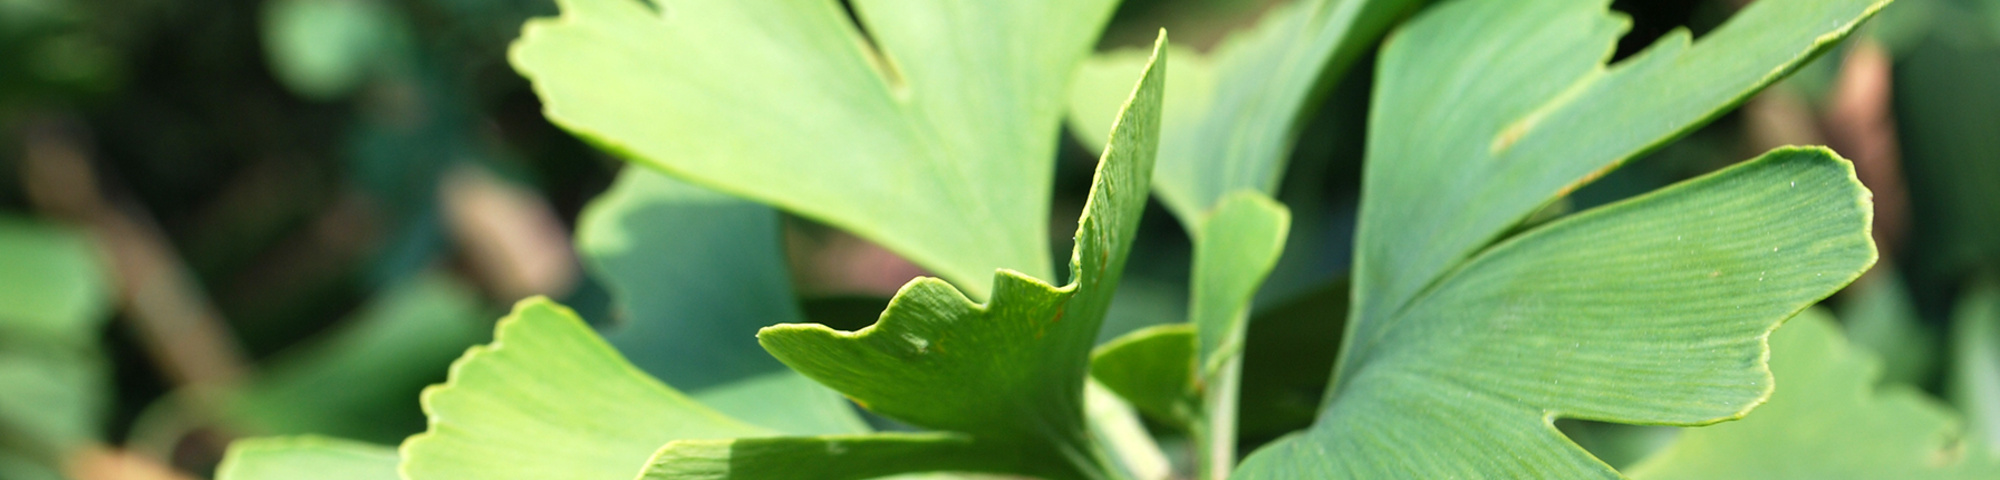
577,166,865,435
1626,310,2000,479
511,0,1125,297
220,273,488,444
259,0,404,100
1066,0,1422,225
0,216,109,344
0,217,111,464
1090,324,1197,425
1236,148,1877,477
217,436,398,480
1346,0,1888,357
1949,278,2000,454
753,34,1166,480
400,298,768,480
641,433,1018,480
1837,271,1937,386
1190,193,1290,372
1185,192,1288,478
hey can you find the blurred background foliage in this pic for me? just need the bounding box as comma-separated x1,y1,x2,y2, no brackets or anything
0,0,1996,478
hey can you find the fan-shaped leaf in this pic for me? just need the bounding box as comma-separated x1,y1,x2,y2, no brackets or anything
512,0,1126,297
1237,148,1877,478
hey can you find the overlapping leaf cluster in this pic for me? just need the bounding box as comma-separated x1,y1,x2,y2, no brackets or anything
211,0,2000,479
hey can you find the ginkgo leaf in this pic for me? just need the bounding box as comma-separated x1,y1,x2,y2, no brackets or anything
1235,148,1877,478
577,166,865,435
1090,324,1197,426
512,0,1125,297
399,298,769,480
1066,0,1421,226
752,35,1165,480
1346,0,1888,351
640,433,1037,480
217,436,397,480
1626,310,2000,479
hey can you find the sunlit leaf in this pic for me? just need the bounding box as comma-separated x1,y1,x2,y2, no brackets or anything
750,37,1165,480
399,298,768,480
1236,148,1877,477
217,436,397,480
512,0,1127,297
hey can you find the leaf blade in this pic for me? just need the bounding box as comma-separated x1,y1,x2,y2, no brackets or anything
1239,147,1877,478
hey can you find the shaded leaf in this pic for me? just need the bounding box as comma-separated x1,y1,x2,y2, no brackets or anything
217,436,397,480
1190,193,1290,373
754,36,1166,480
512,0,1126,296
1837,271,1937,386
578,167,864,435
1949,278,2000,454
1090,324,1197,425
641,433,1014,480
220,273,487,444
1236,148,1877,477
0,217,111,464
1627,310,2000,479
1067,0,1421,225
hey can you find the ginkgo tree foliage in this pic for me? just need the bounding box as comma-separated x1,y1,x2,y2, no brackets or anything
212,0,2000,478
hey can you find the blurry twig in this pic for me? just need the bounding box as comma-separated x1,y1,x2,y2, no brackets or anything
1824,39,1909,261
17,119,249,394
440,164,579,301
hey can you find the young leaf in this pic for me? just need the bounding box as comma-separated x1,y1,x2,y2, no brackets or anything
578,167,865,435
1235,148,1877,477
1190,193,1291,374
1185,192,1289,478
753,34,1166,480
1090,324,1198,426
1347,0,1889,356
1066,0,1422,226
1626,310,2000,479
399,298,768,480
217,436,397,480
511,0,1125,297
